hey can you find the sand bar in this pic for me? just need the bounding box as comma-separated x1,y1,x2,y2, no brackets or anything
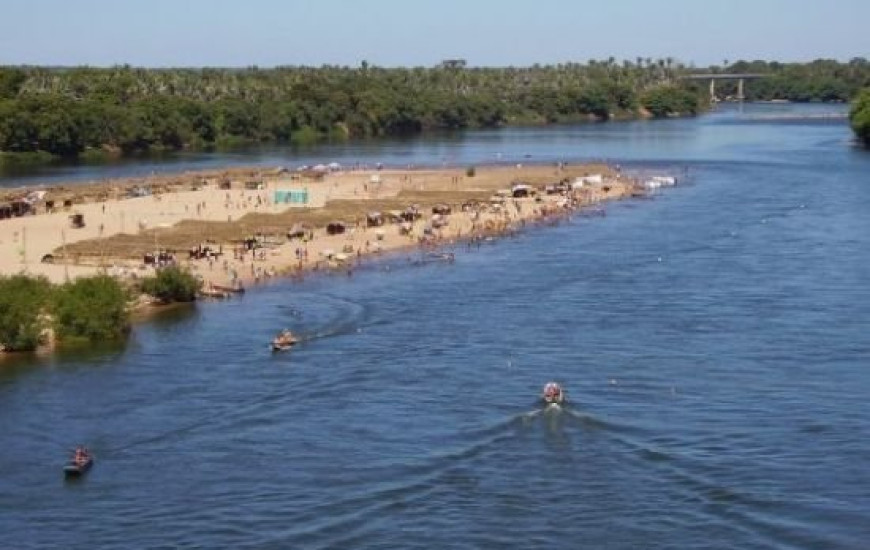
0,163,645,290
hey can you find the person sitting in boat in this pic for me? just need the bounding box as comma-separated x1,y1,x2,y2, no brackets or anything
542,382,563,404
274,329,295,345
73,447,90,465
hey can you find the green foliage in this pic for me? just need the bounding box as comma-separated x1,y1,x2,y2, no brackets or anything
0,274,52,351
850,88,870,146
3,58,865,158
52,275,130,342
0,68,26,99
289,125,319,145
0,61,704,157
642,86,701,117
715,58,870,102
140,266,201,303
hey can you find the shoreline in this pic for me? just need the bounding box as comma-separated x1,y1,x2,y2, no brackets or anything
0,161,672,357
0,158,619,195
1,162,643,282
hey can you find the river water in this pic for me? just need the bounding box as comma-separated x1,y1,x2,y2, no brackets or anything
1,103,868,549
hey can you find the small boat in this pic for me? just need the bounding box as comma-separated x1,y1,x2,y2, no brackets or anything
542,382,565,406
198,288,230,299
64,447,93,478
212,283,245,294
271,329,298,352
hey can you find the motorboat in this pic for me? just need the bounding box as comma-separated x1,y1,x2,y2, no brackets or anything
271,329,297,352
542,382,565,406
64,447,93,478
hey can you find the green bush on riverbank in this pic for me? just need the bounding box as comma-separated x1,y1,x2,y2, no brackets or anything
850,89,870,146
0,274,53,351
139,266,201,303
641,86,702,117
52,275,131,343
0,274,130,352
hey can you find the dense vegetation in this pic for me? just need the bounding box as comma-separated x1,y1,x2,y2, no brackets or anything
0,274,53,351
1,58,868,160
52,275,131,342
140,266,201,303
850,88,870,146
721,59,870,102
0,274,130,351
0,60,704,158
0,267,204,352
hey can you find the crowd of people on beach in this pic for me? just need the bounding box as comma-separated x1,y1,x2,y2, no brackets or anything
179,171,633,293
1,162,655,294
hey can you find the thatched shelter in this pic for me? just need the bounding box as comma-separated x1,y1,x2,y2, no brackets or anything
432,204,452,215
326,221,347,235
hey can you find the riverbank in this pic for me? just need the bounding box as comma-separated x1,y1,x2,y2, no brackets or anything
0,163,646,293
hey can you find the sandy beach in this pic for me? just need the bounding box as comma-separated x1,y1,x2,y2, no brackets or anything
0,163,644,292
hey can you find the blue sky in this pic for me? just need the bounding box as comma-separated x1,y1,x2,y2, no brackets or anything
1,0,867,67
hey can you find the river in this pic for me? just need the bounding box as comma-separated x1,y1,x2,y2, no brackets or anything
1,103,868,549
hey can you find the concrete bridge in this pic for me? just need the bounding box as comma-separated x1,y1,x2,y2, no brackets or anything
681,73,766,102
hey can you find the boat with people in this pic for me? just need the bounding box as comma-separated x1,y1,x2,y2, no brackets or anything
64,446,93,478
271,329,298,352
542,382,565,406
199,287,230,299
212,283,245,294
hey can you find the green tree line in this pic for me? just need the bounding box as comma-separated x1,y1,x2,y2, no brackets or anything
714,58,870,102
0,60,705,158
2,58,869,159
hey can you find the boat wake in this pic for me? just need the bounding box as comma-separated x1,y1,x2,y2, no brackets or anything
272,293,369,347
